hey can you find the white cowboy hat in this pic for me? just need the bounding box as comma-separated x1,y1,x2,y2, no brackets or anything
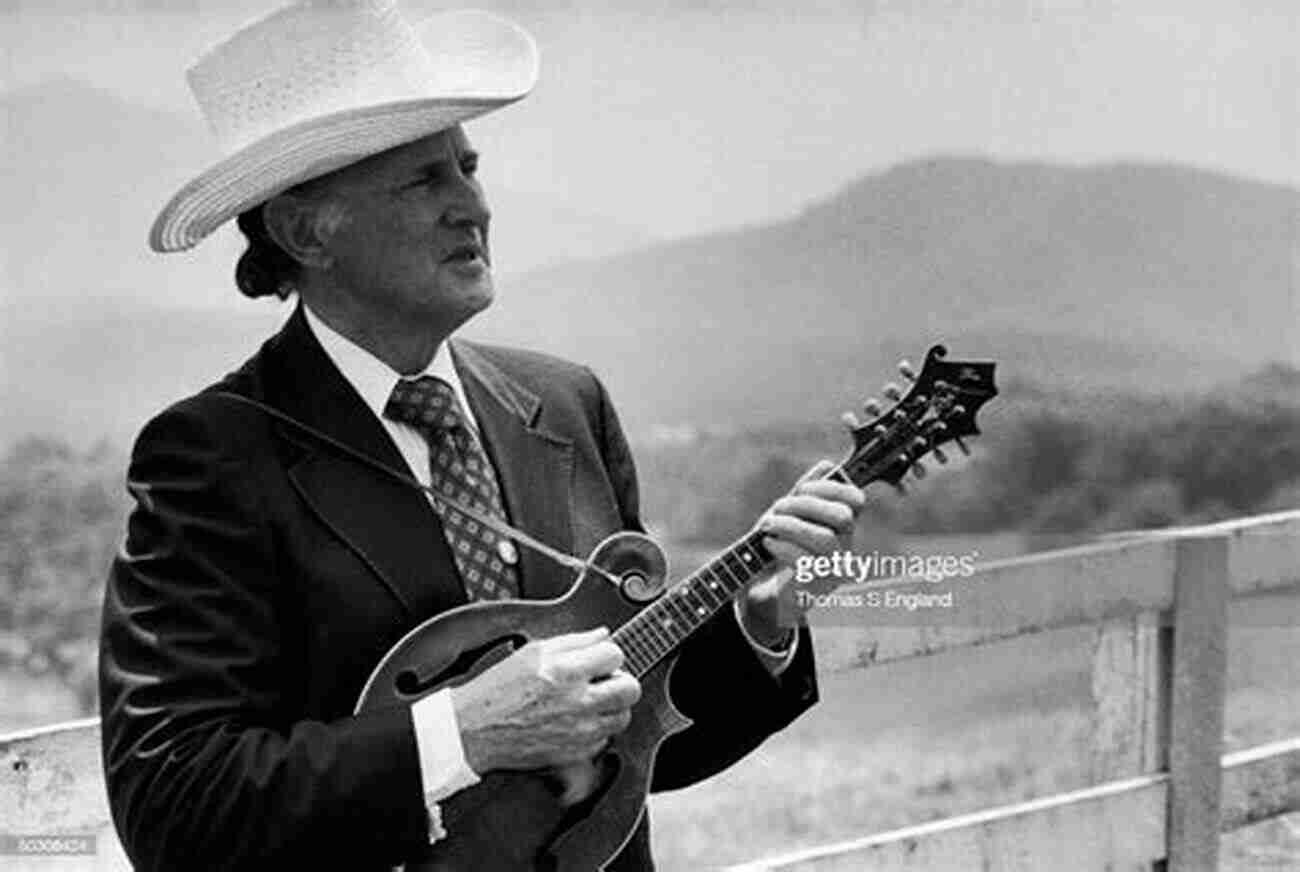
149,0,538,253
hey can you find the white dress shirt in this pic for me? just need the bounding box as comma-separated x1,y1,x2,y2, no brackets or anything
300,304,796,845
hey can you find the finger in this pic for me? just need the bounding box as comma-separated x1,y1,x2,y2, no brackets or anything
581,737,613,760
761,513,843,556
562,639,625,680
558,742,609,764
599,709,633,735
588,670,641,710
769,494,857,534
543,626,611,653
790,478,866,508
762,537,804,569
792,459,837,489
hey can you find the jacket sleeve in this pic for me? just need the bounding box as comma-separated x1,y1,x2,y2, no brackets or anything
99,401,429,871
586,373,819,793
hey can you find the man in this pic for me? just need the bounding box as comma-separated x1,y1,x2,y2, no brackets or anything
100,3,864,870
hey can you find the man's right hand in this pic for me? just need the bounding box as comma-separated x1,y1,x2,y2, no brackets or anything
450,627,641,774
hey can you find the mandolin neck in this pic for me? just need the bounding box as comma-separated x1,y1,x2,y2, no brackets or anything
611,528,779,677
610,464,862,677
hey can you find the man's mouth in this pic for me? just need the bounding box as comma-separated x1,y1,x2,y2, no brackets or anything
441,242,486,265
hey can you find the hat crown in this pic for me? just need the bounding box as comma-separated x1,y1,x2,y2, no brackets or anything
188,0,433,152
150,2,537,252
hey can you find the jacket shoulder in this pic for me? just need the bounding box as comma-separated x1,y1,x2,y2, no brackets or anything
458,341,596,387
129,336,278,460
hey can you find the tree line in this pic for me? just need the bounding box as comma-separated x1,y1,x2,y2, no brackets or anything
1,364,1296,716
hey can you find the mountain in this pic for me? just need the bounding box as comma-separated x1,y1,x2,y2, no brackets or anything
3,81,1296,446
471,157,1298,429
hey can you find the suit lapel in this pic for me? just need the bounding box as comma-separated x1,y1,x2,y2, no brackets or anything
262,306,466,619
452,340,576,600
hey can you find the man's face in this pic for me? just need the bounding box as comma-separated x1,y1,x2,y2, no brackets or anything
313,125,493,331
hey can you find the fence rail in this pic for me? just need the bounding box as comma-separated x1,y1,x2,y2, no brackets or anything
2,510,1299,871
731,509,1300,870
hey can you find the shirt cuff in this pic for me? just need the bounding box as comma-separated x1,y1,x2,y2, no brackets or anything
411,689,482,843
733,598,798,676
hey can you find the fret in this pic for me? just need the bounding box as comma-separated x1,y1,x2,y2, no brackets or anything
638,625,669,662
618,628,655,668
720,550,751,584
696,569,728,607
634,620,668,658
640,609,676,651
649,599,688,644
627,649,649,675
657,588,694,629
676,581,712,622
682,578,714,612
621,613,668,658
738,534,771,568
708,554,746,591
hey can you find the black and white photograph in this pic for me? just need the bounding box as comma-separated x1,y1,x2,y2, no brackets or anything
1,1,1297,869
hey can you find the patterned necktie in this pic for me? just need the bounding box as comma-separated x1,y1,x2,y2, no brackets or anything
384,375,520,601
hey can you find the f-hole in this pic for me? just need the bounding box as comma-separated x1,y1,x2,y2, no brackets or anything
394,633,527,697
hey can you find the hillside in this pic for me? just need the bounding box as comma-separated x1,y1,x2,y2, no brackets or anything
3,78,1296,444
474,157,1297,428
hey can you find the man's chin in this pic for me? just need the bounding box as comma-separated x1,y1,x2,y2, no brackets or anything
431,271,495,323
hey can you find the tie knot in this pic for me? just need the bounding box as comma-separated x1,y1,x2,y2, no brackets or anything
384,375,465,434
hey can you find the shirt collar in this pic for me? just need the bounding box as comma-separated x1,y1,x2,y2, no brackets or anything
301,303,472,429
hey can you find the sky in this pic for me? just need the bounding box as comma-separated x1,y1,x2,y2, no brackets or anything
2,0,1296,245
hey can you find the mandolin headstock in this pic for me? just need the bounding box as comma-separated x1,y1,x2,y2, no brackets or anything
839,345,998,490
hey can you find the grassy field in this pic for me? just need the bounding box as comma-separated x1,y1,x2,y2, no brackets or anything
647,602,1300,870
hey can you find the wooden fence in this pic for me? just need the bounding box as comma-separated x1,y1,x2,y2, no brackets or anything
728,509,1300,871
1,510,1298,870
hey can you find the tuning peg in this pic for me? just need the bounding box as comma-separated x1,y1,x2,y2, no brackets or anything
911,436,929,452
882,382,903,402
898,360,917,381
863,398,883,417
928,420,948,435
841,411,860,430
891,480,907,495
932,446,948,464
873,424,889,439
911,461,927,479
955,436,971,456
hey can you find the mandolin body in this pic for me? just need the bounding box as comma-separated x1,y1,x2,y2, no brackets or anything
355,533,690,871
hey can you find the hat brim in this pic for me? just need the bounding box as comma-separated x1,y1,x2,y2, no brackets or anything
149,10,537,253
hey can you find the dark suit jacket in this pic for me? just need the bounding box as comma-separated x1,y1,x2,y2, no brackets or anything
99,305,817,871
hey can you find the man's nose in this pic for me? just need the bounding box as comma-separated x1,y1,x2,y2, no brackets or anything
444,183,491,231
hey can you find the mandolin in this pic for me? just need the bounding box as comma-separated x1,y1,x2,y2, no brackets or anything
355,344,997,871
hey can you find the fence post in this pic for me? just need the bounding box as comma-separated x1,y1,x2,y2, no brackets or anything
1165,535,1229,871
1090,609,1169,781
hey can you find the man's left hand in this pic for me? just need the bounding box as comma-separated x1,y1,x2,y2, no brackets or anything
739,460,865,646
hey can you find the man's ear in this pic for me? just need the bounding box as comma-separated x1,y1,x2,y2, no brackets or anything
262,193,344,270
